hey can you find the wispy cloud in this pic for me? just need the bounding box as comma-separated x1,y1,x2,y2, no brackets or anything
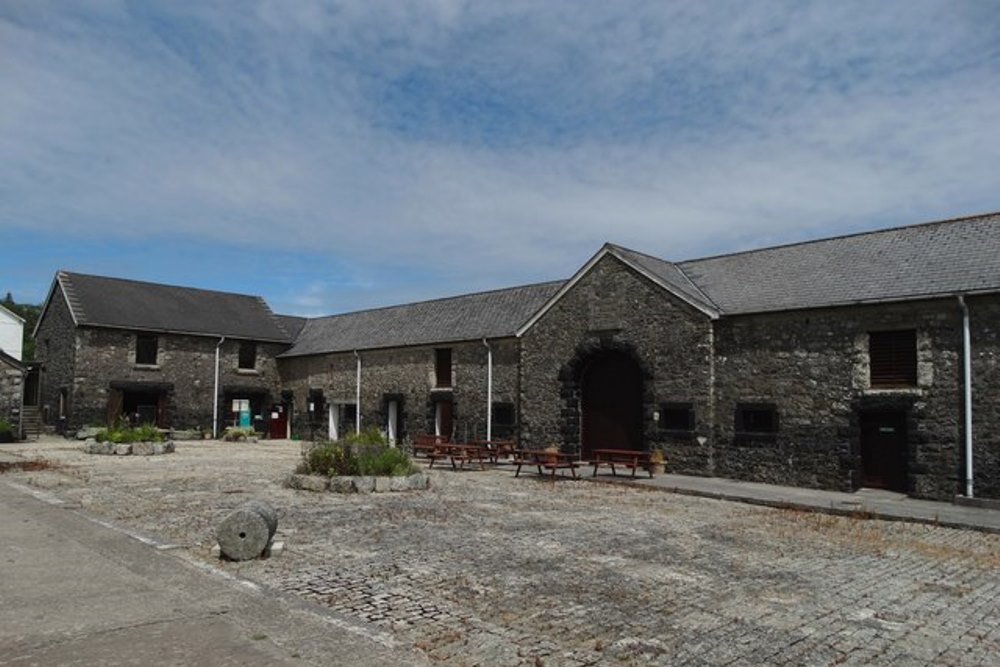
1,1,997,312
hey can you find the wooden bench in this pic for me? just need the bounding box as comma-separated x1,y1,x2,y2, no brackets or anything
591,448,654,478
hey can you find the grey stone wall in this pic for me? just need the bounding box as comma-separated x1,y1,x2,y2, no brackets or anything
970,295,1000,499
34,285,77,434
66,326,284,433
519,254,715,468
0,358,22,432
713,299,964,500
278,338,520,444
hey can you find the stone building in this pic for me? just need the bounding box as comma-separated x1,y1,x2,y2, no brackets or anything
33,272,294,436
31,212,1000,500
278,282,561,443
0,350,24,437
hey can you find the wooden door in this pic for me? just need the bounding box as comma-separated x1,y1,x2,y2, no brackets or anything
581,352,643,458
860,411,908,491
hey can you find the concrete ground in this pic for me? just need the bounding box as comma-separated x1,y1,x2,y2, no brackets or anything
0,476,428,666
2,436,998,666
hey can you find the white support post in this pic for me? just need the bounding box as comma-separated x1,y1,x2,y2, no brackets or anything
483,339,493,442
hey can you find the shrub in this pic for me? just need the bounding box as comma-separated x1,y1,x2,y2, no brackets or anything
96,422,164,443
0,418,13,434
222,426,257,442
298,435,416,477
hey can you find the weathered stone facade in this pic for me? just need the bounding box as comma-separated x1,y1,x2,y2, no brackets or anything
970,295,1000,499
518,254,998,501
712,299,964,499
520,254,714,471
279,339,519,445
0,355,23,434
34,284,76,433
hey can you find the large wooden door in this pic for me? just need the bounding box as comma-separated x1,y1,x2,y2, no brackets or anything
860,411,908,491
581,352,643,458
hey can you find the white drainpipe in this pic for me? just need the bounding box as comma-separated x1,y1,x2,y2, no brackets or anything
483,338,493,442
958,296,974,497
354,350,361,435
213,336,225,439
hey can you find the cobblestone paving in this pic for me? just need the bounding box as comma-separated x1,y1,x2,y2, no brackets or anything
7,438,999,666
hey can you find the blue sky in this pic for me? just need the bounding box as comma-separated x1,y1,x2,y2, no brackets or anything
2,1,998,315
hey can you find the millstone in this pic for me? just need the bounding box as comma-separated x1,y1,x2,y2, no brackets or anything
215,500,278,561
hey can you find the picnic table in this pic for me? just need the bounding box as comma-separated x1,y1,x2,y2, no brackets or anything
513,449,582,479
412,436,487,470
590,448,654,478
469,439,516,463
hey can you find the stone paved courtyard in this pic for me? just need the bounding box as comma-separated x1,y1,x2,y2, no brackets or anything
4,437,999,666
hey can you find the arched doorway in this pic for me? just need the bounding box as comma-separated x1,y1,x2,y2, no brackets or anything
581,351,643,458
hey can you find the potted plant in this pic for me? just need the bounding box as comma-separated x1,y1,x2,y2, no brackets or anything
649,448,665,475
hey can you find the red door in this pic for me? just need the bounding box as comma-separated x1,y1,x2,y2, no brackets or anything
268,404,288,439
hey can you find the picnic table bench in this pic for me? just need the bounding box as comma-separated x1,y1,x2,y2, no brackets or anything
590,448,655,478
412,435,487,470
469,439,516,463
513,449,582,479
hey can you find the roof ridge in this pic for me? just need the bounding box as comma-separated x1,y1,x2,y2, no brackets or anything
678,210,1000,266
303,279,567,323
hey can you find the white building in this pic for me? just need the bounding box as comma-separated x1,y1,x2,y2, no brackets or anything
0,303,24,361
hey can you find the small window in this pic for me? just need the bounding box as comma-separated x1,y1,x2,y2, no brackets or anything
736,403,779,434
869,330,917,387
660,403,694,431
135,334,158,365
238,342,257,370
435,348,452,388
493,402,515,426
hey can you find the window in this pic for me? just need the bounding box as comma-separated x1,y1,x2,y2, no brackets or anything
736,403,779,434
492,402,515,426
135,334,158,365
238,342,257,370
660,403,695,432
435,348,452,388
869,330,917,387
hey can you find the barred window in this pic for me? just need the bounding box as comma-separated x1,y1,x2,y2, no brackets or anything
660,403,695,431
736,404,778,434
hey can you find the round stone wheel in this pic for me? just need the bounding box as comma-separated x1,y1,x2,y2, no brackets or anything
215,501,278,561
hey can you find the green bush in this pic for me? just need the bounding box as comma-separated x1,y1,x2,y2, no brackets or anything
299,434,416,477
222,426,257,442
0,417,14,435
96,422,164,443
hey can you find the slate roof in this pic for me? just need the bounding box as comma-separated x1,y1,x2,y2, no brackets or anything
677,212,1000,314
275,315,308,340
281,281,565,357
56,272,292,343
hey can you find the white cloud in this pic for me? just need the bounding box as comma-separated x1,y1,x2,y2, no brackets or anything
1,0,998,311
